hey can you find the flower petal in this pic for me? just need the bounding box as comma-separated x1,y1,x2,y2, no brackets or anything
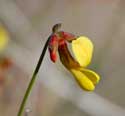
0,26,9,52
70,69,95,91
81,69,100,84
58,42,80,69
72,36,93,67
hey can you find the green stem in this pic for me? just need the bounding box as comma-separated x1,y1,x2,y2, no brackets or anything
17,37,50,116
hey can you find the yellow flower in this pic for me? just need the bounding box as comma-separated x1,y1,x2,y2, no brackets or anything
48,25,100,91
0,25,9,52
70,36,100,91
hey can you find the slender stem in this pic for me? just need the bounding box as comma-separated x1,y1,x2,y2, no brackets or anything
17,37,50,116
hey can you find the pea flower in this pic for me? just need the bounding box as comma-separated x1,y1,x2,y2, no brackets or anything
17,24,100,116
48,24,100,91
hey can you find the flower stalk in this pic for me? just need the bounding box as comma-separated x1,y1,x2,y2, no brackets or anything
17,36,50,116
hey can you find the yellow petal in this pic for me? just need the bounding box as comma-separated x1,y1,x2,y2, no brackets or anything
72,36,93,67
0,25,9,52
81,69,100,84
70,69,95,91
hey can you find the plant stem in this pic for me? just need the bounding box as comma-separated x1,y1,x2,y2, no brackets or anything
17,37,50,116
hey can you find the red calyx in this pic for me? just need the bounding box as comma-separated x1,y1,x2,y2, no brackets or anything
61,31,76,42
49,50,57,62
48,34,59,62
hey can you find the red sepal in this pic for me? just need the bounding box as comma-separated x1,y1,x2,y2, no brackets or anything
48,34,58,62
61,31,76,42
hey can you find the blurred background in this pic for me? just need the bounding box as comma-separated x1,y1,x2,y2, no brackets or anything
0,0,125,116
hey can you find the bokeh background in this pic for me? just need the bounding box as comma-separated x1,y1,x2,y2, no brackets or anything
0,0,125,116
